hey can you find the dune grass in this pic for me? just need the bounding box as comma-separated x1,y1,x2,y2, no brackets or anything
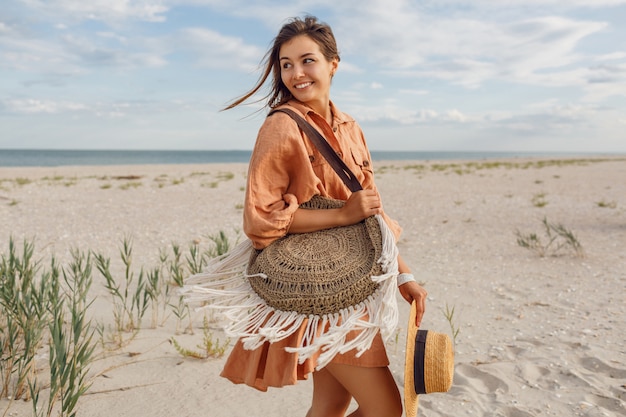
1,233,235,416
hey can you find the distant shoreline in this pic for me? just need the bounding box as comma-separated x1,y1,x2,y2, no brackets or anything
1,148,623,168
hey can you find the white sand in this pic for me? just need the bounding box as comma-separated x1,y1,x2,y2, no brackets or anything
1,157,625,417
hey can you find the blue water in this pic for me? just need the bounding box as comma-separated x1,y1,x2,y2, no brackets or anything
0,149,613,168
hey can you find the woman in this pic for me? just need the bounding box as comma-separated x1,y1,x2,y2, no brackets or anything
190,16,427,417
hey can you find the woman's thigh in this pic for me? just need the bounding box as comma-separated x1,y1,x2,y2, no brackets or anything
323,363,402,417
308,367,352,417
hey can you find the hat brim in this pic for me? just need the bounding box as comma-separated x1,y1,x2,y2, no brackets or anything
404,301,420,417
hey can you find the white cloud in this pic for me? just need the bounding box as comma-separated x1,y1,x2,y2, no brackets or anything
439,0,626,8
178,28,263,71
20,0,168,23
3,98,88,114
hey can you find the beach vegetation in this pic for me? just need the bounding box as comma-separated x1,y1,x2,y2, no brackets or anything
119,181,142,190
1,230,238,416
515,217,584,258
100,184,112,190
14,177,32,186
216,171,235,181
8,199,19,206
1,240,97,417
170,316,229,360
93,238,150,347
42,175,65,182
531,192,548,207
596,200,617,209
377,158,625,177
34,250,96,417
164,232,234,334
442,302,461,347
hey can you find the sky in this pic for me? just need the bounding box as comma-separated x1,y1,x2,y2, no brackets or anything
1,0,625,152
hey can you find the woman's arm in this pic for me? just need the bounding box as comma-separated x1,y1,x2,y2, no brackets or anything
397,254,428,327
288,189,382,233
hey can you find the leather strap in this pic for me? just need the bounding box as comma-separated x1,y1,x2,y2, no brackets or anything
269,108,363,193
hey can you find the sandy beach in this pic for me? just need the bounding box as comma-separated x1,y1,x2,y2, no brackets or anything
1,157,625,417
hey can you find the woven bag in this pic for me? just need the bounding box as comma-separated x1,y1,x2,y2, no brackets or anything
247,194,382,315
245,108,384,316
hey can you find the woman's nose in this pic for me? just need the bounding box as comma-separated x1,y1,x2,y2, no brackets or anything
293,64,305,78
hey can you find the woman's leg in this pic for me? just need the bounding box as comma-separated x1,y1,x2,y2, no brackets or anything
323,363,403,417
306,367,352,417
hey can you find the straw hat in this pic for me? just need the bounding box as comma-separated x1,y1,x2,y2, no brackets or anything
404,301,455,417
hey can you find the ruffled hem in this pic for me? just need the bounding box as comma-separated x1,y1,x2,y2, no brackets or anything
180,214,399,370
221,329,390,392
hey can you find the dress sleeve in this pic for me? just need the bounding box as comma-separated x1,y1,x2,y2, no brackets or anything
243,112,319,249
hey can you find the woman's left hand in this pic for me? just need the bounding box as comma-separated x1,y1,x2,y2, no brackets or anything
399,281,428,327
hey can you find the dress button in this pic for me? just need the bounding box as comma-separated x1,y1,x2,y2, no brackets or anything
336,152,342,158
363,160,370,167
333,127,337,132
309,155,315,162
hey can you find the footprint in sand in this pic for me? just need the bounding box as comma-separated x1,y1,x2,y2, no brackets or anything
453,363,509,394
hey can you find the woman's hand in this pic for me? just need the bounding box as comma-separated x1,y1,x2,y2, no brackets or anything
340,189,382,224
399,281,427,327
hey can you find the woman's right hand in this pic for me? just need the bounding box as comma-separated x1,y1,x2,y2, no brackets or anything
340,189,383,225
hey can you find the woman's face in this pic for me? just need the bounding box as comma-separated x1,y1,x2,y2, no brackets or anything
279,35,338,114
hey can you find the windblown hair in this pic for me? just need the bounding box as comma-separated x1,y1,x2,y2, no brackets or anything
223,15,340,111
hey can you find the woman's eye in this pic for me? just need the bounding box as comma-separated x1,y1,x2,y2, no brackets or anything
282,62,292,69
304,58,314,64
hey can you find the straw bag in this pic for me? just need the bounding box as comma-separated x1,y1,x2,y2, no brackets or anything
246,108,382,316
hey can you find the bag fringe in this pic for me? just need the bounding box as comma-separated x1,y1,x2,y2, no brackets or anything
180,214,399,370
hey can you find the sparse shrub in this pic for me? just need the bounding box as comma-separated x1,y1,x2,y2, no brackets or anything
531,193,548,207
515,217,584,257
596,200,617,209
171,316,229,359
442,302,460,347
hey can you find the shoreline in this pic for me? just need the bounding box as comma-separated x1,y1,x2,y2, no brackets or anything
2,150,624,169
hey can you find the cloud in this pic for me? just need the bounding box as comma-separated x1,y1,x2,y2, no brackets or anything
2,98,88,114
20,0,168,23
340,10,610,88
177,28,263,71
0,21,166,76
345,102,471,126
60,33,167,69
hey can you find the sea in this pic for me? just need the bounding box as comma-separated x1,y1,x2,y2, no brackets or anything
0,149,616,168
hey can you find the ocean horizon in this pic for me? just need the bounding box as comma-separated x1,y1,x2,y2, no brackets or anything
0,149,620,168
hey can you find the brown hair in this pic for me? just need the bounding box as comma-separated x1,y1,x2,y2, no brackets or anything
223,15,340,111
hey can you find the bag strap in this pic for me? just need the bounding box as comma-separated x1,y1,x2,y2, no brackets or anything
269,108,363,193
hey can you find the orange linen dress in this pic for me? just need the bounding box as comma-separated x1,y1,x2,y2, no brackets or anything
220,100,402,391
